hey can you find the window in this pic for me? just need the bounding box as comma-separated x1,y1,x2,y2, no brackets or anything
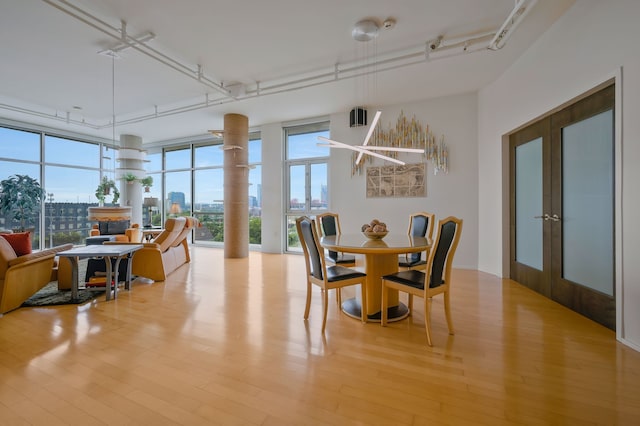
0,127,40,161
45,135,99,168
44,133,102,248
284,122,329,251
248,137,262,245
194,167,224,242
159,136,261,247
0,123,264,249
192,136,262,245
146,152,162,173
164,146,191,222
44,165,99,247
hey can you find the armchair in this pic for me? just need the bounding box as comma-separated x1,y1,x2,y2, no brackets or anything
0,237,72,314
124,216,199,281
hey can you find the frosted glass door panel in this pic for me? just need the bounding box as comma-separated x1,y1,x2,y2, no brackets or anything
562,110,613,295
515,138,543,270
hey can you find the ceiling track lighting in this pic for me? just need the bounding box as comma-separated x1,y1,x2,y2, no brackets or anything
43,0,230,97
18,1,539,133
488,0,538,50
98,29,155,58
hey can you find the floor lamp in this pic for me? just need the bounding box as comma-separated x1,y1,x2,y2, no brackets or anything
143,197,158,227
169,202,181,218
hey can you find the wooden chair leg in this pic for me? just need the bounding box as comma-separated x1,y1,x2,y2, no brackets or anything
444,290,454,335
336,288,342,306
304,280,312,320
408,294,414,314
321,285,329,333
360,283,367,323
424,297,433,346
381,282,388,326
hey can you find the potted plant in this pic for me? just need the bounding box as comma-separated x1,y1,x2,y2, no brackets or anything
95,176,120,206
140,176,153,192
122,173,138,185
0,174,46,232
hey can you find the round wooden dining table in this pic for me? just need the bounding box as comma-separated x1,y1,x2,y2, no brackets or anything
320,234,430,322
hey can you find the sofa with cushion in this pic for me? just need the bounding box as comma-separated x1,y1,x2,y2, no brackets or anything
0,232,72,314
116,216,198,281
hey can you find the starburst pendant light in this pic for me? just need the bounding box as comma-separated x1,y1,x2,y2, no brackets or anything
318,19,424,166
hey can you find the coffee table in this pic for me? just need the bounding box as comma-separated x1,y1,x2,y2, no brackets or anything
57,244,143,302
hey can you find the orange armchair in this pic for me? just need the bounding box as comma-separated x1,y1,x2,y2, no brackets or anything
0,237,72,314
118,217,199,282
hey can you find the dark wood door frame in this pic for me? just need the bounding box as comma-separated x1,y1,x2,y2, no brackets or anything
506,81,617,330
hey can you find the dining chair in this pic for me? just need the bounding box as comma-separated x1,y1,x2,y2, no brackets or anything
382,216,462,346
316,212,357,305
398,211,435,271
316,212,356,267
296,216,367,333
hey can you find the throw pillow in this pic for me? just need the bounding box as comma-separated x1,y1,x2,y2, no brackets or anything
0,232,32,256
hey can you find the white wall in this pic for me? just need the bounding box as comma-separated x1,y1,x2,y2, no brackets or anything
329,93,479,269
478,0,640,348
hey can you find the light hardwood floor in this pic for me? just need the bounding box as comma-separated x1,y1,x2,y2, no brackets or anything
1,246,639,425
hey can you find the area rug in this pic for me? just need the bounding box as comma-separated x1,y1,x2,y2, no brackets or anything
21,282,104,307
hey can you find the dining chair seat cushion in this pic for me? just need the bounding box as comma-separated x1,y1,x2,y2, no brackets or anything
326,253,356,264
398,258,426,268
326,265,366,282
382,270,445,289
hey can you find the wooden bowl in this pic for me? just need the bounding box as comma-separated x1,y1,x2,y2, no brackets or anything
362,230,388,240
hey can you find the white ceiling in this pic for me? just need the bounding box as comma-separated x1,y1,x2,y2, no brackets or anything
0,0,574,145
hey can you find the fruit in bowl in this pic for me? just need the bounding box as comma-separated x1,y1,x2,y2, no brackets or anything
361,219,389,239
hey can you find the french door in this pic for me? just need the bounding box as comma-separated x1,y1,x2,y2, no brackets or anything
510,83,615,330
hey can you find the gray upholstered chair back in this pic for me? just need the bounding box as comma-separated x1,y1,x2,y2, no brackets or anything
318,214,340,261
297,216,324,280
409,214,430,263
320,215,338,237
429,220,458,288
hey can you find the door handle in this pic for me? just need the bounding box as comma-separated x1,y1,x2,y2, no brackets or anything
534,214,551,221
550,214,561,222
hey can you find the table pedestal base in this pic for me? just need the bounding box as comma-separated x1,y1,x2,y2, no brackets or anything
342,297,409,323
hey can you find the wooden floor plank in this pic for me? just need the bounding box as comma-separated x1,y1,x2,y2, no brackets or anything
0,247,639,425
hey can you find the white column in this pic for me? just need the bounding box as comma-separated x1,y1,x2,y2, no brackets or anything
117,134,145,226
